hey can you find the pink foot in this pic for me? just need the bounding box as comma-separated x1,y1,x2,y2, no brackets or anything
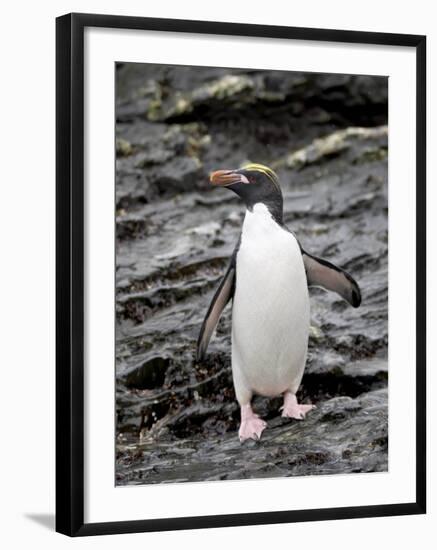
238,403,267,442
281,391,315,420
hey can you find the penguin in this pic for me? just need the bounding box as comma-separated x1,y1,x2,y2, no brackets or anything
197,163,361,442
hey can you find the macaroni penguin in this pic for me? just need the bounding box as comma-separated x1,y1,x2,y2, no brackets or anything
197,164,361,442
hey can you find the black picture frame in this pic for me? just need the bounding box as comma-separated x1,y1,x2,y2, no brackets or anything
56,12,426,537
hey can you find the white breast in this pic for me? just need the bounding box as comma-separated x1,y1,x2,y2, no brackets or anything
232,203,310,398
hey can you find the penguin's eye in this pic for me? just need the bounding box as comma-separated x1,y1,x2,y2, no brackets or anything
248,175,256,184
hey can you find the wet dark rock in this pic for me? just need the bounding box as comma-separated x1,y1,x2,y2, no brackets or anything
115,68,387,126
123,356,170,389
149,156,204,194
115,64,388,485
116,389,388,485
115,169,155,210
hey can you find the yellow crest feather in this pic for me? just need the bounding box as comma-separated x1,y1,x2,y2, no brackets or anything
241,163,280,191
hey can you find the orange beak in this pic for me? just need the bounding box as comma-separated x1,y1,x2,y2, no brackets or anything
210,170,249,186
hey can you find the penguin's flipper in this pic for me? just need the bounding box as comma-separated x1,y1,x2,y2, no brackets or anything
302,250,361,308
196,260,236,362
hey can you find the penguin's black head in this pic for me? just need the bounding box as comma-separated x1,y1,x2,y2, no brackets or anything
210,163,283,223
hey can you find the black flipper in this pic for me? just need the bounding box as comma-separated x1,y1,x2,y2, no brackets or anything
302,250,361,308
196,246,238,362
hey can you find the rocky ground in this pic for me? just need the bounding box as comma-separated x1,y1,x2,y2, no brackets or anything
114,64,388,485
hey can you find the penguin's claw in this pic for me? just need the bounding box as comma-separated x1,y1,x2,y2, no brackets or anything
281,391,315,420
238,416,267,442
281,403,315,420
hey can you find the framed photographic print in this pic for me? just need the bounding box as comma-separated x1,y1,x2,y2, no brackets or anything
56,12,426,536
